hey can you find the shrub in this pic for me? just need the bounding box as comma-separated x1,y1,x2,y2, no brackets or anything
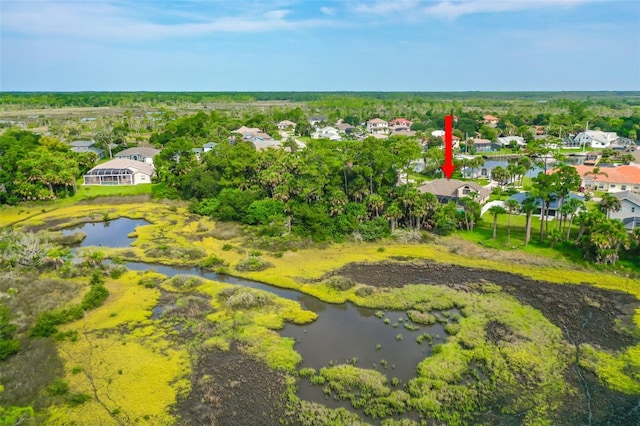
391,229,422,243
355,285,375,297
0,338,20,360
222,244,233,251
138,276,162,288
326,276,356,291
199,254,226,270
169,275,203,290
81,285,109,310
407,310,436,325
189,198,220,217
108,265,126,279
67,392,91,406
47,379,69,396
357,218,391,242
235,256,273,272
444,323,461,335
299,368,316,377
225,289,271,309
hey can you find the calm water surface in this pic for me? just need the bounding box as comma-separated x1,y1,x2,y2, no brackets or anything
84,219,453,416
62,218,149,248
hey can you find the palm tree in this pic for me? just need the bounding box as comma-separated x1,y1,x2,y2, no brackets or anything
561,198,584,241
504,199,520,244
599,193,621,219
488,205,507,239
584,166,608,191
384,203,403,232
521,197,538,246
365,194,385,218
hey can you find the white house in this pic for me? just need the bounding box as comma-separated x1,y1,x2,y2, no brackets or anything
366,118,389,134
84,159,153,185
311,126,342,140
574,130,618,149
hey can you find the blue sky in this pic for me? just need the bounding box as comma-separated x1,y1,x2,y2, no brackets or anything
1,0,639,91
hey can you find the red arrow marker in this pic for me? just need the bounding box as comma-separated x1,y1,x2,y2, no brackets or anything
441,115,456,179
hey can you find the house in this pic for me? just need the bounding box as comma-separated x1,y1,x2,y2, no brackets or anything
389,118,412,129
574,165,640,193
366,118,389,134
482,115,500,127
309,116,327,126
472,138,494,153
83,159,153,185
312,126,341,141
69,140,104,159
624,145,640,164
234,126,261,139
574,130,618,149
441,134,460,148
192,147,204,160
583,152,602,166
114,147,160,165
277,120,296,130
507,192,585,218
611,191,640,231
497,136,526,149
418,178,491,204
203,142,217,153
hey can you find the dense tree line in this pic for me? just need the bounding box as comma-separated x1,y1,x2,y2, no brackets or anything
0,130,94,204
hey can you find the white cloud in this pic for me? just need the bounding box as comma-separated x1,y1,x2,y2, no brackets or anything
0,1,334,41
320,6,335,16
353,0,598,20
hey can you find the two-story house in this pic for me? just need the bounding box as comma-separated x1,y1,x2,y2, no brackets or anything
611,191,640,230
366,118,389,134
574,130,618,149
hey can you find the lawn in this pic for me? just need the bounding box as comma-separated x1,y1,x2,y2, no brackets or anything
458,211,587,263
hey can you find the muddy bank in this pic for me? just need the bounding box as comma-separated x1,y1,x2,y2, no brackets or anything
335,260,639,351
175,343,289,426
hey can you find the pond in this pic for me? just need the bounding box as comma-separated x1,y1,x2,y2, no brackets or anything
62,218,149,248
84,219,454,414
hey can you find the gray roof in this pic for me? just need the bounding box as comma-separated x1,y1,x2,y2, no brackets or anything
115,147,160,158
418,178,490,199
203,142,217,148
508,192,584,210
87,159,154,176
71,146,104,155
69,140,96,148
613,191,640,206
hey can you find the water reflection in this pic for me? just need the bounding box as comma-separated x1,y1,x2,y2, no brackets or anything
62,218,149,248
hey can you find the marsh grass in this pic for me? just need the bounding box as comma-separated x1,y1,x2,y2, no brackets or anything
235,256,273,272
211,222,243,240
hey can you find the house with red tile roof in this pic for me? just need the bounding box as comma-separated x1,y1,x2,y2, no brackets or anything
573,165,640,194
389,118,412,128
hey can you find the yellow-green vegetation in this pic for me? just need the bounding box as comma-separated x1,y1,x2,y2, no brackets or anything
580,345,640,395
3,200,639,424
44,270,190,424
201,284,316,371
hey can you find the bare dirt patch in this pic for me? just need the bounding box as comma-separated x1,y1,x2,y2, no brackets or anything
174,343,289,426
335,260,639,351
